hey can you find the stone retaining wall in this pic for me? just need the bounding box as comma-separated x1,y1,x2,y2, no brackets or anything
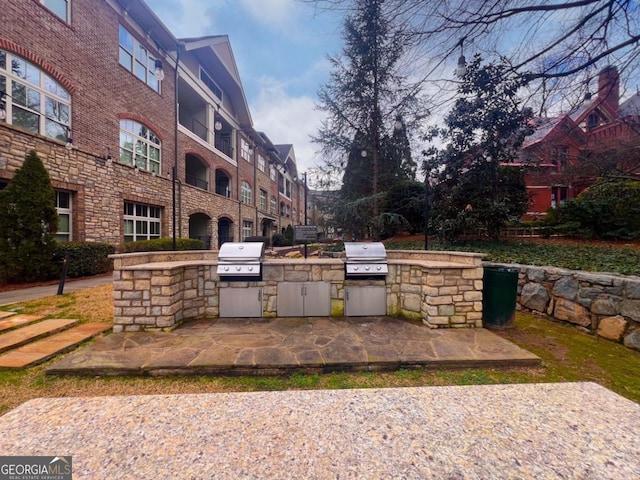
111,250,485,332
490,263,640,351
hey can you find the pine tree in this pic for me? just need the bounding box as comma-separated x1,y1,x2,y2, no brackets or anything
0,150,58,282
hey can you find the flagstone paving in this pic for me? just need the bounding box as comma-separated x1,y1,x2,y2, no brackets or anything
0,318,79,354
0,323,111,368
0,314,44,333
47,316,540,376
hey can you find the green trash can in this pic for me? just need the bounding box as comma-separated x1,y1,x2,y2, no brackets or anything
482,266,519,329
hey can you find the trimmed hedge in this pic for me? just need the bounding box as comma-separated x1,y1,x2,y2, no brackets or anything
123,237,205,253
54,242,115,278
271,233,292,247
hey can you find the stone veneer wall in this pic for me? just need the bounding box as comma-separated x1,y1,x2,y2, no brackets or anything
489,262,640,351
111,250,485,332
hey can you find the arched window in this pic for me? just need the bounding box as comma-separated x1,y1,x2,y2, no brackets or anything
0,50,71,141
119,119,161,173
240,181,252,205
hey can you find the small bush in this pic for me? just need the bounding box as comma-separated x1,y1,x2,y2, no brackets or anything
271,234,292,247
123,238,205,253
54,242,115,278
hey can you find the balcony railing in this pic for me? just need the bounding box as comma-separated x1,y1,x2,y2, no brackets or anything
179,110,207,142
215,185,231,197
186,174,208,190
215,136,233,158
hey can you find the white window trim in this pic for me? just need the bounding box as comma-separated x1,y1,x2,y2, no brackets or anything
0,50,71,142
118,24,161,93
55,190,72,242
240,181,252,205
124,201,161,242
119,119,161,173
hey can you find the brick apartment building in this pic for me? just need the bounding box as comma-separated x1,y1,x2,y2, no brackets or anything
519,66,640,219
0,0,307,250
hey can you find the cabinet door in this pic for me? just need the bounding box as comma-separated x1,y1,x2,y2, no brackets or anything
344,286,386,316
303,282,331,316
277,282,305,316
219,287,263,317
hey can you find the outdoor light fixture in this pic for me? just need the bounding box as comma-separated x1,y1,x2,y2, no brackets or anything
361,149,368,157
0,91,6,121
455,38,466,77
154,59,165,81
214,107,223,132
65,128,74,150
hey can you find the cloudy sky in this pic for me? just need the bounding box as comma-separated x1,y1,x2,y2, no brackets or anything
146,0,344,174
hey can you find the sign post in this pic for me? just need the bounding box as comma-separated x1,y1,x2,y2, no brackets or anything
294,225,317,259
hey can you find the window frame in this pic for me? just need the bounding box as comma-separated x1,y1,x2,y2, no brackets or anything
119,119,161,174
257,154,266,172
242,220,253,240
41,0,70,23
123,201,161,242
0,50,71,141
240,181,252,205
259,189,267,211
118,25,161,93
55,190,72,242
240,139,251,162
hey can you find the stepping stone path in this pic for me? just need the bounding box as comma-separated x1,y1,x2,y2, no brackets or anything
0,313,110,368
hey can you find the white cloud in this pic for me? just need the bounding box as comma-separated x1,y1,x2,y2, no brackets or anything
251,77,325,174
238,0,298,29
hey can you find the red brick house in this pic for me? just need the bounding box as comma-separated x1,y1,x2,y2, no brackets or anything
519,66,640,219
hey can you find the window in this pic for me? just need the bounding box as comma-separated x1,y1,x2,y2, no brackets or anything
55,190,72,242
0,50,71,141
240,139,251,162
120,119,161,173
242,221,253,240
258,154,266,172
270,196,276,215
199,67,222,101
41,0,70,22
259,189,267,211
241,181,252,205
124,201,161,242
269,165,276,181
587,113,598,129
551,146,568,172
118,25,160,92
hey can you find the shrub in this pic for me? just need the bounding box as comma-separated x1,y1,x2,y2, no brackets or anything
284,225,294,245
123,238,205,252
271,234,292,247
54,242,115,278
544,180,640,239
0,150,58,283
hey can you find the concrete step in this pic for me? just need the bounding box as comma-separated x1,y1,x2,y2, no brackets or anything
0,318,79,354
0,323,112,368
0,314,45,333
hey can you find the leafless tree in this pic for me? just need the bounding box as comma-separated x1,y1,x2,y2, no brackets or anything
302,0,640,112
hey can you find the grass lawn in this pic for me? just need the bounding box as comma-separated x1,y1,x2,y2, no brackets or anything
0,281,639,415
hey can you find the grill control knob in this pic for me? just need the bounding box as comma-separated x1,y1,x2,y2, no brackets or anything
376,266,382,271
248,266,253,271
224,266,229,271
236,266,241,271
353,266,359,271
365,266,370,271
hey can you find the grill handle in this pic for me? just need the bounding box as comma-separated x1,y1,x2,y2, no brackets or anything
345,288,349,301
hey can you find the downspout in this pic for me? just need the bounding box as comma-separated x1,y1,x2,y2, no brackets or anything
172,43,181,250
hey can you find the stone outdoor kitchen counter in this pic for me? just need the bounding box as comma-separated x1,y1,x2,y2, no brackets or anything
110,250,485,332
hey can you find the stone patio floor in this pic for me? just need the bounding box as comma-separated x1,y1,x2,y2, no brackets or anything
47,316,540,376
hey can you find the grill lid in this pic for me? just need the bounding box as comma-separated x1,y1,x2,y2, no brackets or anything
217,242,265,276
344,242,388,275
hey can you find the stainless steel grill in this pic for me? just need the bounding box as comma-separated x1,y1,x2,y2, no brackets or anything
217,242,265,279
344,242,388,277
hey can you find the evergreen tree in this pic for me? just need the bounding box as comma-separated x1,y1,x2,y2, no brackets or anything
0,150,58,282
314,0,427,238
425,56,533,241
